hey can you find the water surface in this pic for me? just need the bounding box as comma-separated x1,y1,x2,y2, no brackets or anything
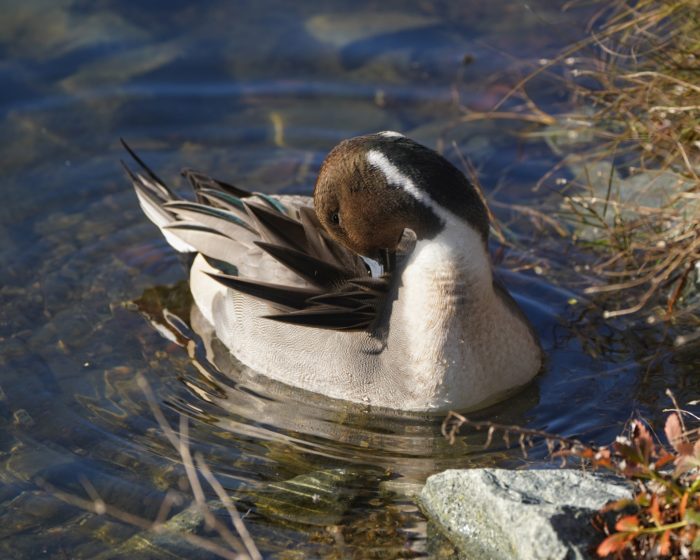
1,1,698,558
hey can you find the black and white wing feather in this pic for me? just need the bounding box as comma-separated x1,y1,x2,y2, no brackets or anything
123,141,413,332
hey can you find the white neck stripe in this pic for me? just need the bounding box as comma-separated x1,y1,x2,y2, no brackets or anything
366,149,440,213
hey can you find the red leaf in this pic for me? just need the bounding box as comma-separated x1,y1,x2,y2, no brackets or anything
632,421,654,462
649,494,661,526
658,529,671,556
680,492,689,519
674,455,697,477
655,452,675,469
593,448,613,468
578,448,596,459
665,413,684,450
632,420,652,442
678,441,695,457
594,457,613,469
615,514,640,532
664,413,693,456
597,533,631,557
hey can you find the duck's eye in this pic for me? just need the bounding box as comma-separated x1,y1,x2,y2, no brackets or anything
330,212,340,225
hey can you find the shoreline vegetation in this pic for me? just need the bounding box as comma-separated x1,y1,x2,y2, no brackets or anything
441,391,700,558
444,2,700,556
474,0,699,327
558,0,699,325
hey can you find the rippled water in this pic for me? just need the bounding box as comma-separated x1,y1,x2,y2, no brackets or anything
1,1,698,558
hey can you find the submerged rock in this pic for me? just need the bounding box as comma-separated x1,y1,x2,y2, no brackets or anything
305,13,439,49
245,467,383,527
561,162,699,243
95,501,227,560
419,468,632,560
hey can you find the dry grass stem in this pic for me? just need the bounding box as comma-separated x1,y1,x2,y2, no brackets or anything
38,374,260,560
37,479,243,560
482,0,700,318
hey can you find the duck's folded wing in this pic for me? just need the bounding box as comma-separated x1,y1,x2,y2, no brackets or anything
200,199,396,331
122,141,407,332
203,206,393,331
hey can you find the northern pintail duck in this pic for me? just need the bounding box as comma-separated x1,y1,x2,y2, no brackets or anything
124,132,542,412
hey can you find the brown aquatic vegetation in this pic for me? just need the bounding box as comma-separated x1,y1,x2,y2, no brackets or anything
557,0,700,320
460,0,700,320
443,390,700,558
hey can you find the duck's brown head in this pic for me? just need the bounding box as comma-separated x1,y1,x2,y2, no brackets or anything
313,132,489,260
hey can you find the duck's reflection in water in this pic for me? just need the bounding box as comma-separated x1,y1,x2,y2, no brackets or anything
140,299,540,484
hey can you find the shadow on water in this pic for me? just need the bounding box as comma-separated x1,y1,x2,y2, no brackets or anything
1,0,698,558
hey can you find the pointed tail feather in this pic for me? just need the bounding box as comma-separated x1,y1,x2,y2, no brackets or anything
122,141,197,253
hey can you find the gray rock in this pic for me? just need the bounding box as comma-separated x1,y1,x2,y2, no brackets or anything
419,468,632,560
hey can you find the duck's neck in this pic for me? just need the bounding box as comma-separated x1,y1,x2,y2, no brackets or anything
399,219,493,317
386,219,500,399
